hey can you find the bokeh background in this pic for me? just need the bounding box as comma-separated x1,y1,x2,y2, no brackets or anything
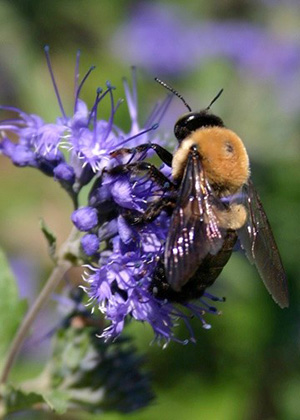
0,1,300,419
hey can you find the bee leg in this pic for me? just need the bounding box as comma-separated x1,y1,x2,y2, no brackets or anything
107,161,176,191
110,143,173,167
122,197,176,224
143,197,176,221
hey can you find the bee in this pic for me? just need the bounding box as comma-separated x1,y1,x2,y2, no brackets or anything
109,79,289,308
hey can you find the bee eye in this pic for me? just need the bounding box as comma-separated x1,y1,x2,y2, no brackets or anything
225,141,234,154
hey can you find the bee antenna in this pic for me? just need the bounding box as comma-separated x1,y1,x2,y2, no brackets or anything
206,88,224,110
154,77,192,112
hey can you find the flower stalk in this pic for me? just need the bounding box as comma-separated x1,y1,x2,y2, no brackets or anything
0,227,80,384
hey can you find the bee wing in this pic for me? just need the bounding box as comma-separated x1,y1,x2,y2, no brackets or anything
164,150,226,291
238,179,289,308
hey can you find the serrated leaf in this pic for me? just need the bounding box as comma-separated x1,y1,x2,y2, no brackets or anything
43,389,69,415
3,385,46,414
3,385,69,415
49,324,154,413
0,248,27,361
39,218,57,259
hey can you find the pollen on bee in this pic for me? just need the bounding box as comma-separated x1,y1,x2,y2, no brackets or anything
172,138,196,180
215,203,248,230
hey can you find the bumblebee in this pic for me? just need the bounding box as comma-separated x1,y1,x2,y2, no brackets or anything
109,79,289,308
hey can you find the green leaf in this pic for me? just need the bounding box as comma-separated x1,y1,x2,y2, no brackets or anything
0,249,27,361
39,218,57,260
3,385,46,414
43,389,69,415
3,385,69,415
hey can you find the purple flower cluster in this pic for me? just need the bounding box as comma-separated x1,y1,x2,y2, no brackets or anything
0,48,222,345
74,168,220,344
112,3,300,82
0,48,161,205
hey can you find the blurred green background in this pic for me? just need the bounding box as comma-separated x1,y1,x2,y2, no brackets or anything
0,1,299,419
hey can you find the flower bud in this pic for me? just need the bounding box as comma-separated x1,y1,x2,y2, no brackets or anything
54,163,75,184
72,207,98,231
81,233,100,256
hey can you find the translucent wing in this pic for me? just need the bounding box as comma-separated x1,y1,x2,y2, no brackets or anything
238,179,289,308
164,148,226,291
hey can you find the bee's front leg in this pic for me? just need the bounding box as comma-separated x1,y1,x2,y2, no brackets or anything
107,161,176,192
110,143,173,167
105,160,177,224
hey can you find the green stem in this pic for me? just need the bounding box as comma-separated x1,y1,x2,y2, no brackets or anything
0,227,79,384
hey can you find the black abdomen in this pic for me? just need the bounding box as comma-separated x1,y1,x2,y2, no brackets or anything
151,230,237,303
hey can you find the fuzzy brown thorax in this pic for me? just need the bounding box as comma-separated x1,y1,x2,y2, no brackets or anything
172,127,250,195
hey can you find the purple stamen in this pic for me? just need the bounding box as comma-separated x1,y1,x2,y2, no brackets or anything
171,308,196,343
184,303,214,328
154,93,173,125
44,46,67,121
74,65,96,113
0,124,25,131
154,327,170,340
86,87,103,127
131,66,138,110
124,149,137,165
0,105,32,118
137,150,149,162
143,102,160,129
123,75,138,125
144,182,156,196
121,144,150,166
114,98,124,114
74,50,81,104
103,81,116,142
204,292,226,302
92,88,103,141
0,118,24,124
199,299,218,313
115,124,159,149
87,86,112,127
132,174,149,188
144,93,172,128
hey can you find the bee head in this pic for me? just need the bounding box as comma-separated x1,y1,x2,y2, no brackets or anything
174,111,224,142
154,79,225,143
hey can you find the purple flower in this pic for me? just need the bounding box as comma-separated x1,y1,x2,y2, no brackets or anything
111,3,300,83
111,3,195,76
194,21,300,82
0,48,166,202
